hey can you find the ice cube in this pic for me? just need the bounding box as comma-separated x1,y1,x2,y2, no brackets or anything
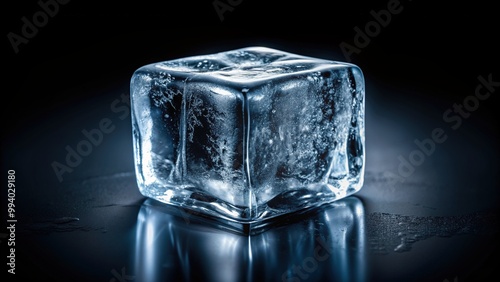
131,46,365,223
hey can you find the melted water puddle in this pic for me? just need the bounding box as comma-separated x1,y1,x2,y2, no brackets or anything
367,211,498,254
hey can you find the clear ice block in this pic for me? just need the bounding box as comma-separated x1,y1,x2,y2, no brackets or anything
131,46,365,223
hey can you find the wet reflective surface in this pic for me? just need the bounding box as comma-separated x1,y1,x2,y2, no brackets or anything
134,197,366,282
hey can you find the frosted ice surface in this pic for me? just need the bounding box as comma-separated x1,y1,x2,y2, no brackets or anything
131,47,365,222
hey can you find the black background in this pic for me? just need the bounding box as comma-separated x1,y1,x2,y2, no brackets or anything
2,0,499,281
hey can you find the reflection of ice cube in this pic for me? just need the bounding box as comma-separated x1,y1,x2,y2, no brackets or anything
131,46,365,222
134,197,366,281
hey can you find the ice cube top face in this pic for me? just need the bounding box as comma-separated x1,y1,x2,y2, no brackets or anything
131,46,365,224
